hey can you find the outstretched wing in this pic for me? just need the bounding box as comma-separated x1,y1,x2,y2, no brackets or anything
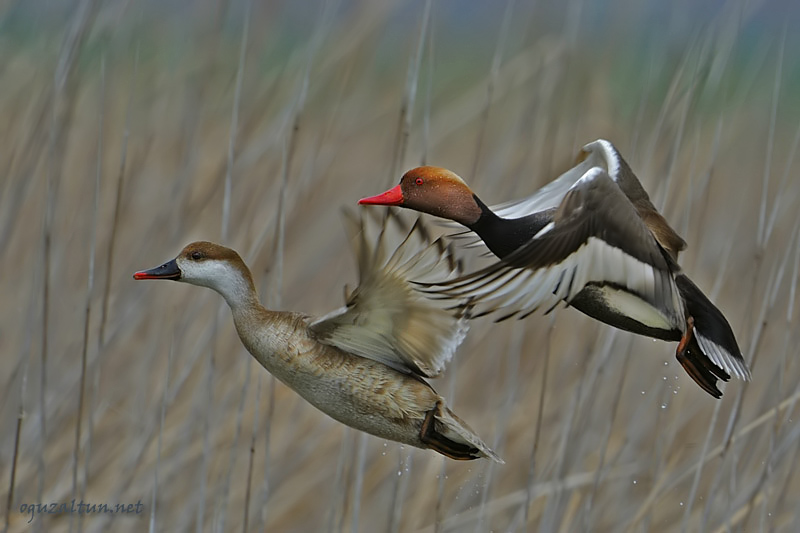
309,209,470,378
421,168,684,326
438,139,607,250
442,139,686,260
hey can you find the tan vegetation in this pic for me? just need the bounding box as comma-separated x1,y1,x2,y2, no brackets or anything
1,1,799,531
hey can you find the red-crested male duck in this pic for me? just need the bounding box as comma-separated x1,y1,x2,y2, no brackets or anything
133,212,501,462
359,139,751,398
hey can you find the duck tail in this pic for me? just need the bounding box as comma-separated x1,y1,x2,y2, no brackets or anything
420,401,504,463
677,335,727,398
675,274,751,396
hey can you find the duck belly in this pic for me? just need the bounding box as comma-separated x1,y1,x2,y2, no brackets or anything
254,336,436,448
291,356,437,448
569,283,681,341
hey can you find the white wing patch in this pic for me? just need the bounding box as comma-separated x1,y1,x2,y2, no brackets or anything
429,236,683,327
491,139,621,218
695,330,752,380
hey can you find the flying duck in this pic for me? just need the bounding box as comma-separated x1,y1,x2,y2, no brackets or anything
359,139,750,398
133,211,501,462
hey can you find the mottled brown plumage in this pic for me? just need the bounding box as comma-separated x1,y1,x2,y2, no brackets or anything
134,212,501,462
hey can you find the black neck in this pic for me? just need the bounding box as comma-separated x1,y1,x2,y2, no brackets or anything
467,196,553,259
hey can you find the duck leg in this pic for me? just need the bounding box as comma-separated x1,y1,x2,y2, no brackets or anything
676,316,695,357
675,316,725,398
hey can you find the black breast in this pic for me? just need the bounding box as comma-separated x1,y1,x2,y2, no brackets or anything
468,197,554,259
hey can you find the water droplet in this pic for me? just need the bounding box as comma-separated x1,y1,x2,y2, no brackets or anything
641,391,646,395
397,470,402,476
633,480,637,485
664,361,669,366
661,404,667,409
679,502,684,506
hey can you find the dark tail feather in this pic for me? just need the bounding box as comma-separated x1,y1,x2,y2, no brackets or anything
423,432,483,461
675,274,749,380
419,408,482,461
676,335,729,399
419,404,502,462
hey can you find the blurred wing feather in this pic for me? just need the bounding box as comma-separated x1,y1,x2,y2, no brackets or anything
310,209,470,378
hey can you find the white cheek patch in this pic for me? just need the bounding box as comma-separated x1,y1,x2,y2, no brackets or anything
180,259,241,292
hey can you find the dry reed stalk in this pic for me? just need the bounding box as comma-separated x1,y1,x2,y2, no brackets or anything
148,339,174,533
241,370,262,533
468,0,515,187
86,42,139,524
69,53,104,533
386,0,431,188
1,3,798,532
520,315,554,531
757,25,786,249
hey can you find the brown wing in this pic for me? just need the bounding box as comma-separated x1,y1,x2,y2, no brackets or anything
309,210,470,378
589,139,687,260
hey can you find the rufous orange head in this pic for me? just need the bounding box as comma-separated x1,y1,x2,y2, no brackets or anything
359,166,482,226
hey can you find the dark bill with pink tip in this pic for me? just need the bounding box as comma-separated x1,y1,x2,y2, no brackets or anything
133,259,181,280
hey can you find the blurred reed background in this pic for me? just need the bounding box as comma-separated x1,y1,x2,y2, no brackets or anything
2,0,800,531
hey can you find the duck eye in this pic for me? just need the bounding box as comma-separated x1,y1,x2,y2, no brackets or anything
191,251,203,260
415,177,424,186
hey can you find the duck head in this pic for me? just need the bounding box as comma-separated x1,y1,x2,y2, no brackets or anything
359,166,483,226
134,241,256,306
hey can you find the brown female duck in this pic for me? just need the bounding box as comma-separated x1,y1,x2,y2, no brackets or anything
134,212,501,462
